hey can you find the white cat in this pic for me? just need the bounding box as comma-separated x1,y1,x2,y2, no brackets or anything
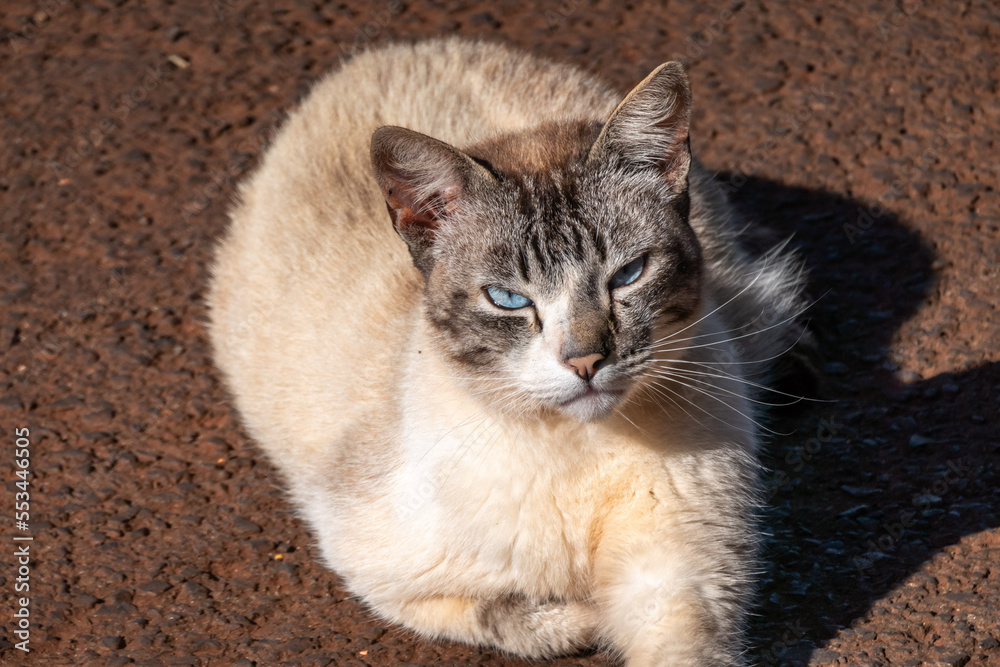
208,38,810,666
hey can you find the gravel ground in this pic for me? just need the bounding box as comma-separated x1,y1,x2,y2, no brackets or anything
1,1,998,665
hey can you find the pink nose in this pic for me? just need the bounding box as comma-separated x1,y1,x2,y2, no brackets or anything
563,353,604,382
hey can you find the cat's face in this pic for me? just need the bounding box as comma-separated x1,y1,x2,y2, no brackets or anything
420,162,701,421
372,62,700,421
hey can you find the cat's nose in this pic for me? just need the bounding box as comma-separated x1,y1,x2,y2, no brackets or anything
563,353,605,382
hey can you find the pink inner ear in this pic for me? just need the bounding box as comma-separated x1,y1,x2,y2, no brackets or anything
387,184,461,237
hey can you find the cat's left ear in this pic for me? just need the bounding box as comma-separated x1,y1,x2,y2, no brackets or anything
587,61,691,193
371,126,495,276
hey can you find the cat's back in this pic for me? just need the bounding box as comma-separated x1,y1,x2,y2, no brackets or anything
228,38,617,256
213,39,618,304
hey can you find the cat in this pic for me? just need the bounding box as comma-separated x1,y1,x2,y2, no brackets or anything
208,37,812,666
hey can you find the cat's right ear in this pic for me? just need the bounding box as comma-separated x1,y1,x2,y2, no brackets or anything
371,126,495,276
587,61,692,195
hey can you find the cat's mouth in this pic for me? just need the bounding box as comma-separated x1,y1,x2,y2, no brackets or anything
556,385,627,421
561,386,624,402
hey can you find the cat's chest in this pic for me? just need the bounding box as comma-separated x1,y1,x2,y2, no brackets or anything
399,416,591,529
394,412,646,596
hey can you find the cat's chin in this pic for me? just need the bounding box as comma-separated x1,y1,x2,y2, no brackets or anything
555,387,625,422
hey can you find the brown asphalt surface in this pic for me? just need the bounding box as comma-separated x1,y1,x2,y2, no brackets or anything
1,1,998,665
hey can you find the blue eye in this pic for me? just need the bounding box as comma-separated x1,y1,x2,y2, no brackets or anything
609,255,646,289
485,286,533,310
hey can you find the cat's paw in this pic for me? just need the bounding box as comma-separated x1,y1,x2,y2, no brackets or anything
477,594,597,658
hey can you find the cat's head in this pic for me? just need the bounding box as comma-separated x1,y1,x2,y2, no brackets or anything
371,62,702,422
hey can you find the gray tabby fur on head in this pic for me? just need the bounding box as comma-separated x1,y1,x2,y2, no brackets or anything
371,63,703,422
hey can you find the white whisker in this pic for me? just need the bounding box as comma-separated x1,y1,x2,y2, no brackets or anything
647,374,790,436
645,368,803,409
647,291,824,356
641,307,769,350
658,325,810,369
646,377,760,437
638,381,713,433
648,360,822,403
647,265,771,345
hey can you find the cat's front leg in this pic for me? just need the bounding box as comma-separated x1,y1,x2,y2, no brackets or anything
375,593,597,658
595,532,754,666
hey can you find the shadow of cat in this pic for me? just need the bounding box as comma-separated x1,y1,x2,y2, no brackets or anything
720,174,999,665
